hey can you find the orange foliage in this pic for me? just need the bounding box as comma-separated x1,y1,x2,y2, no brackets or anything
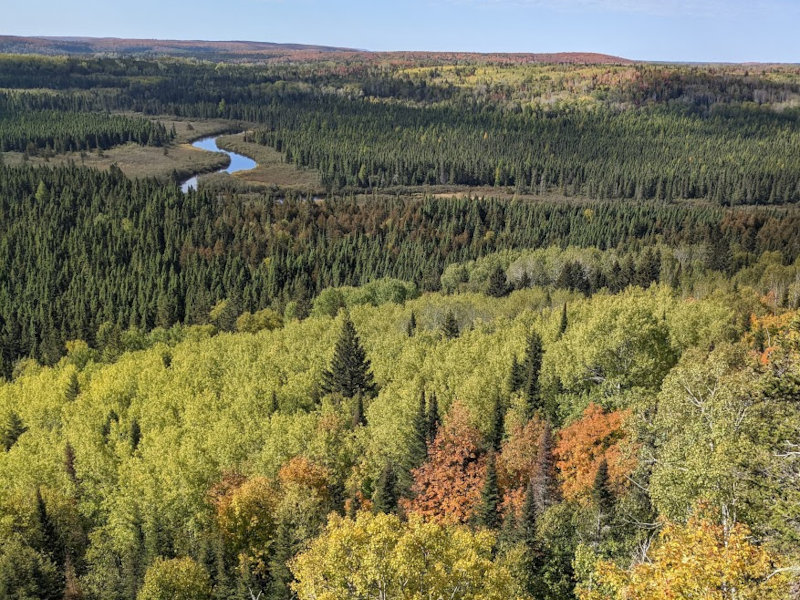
402,401,486,524
278,456,331,502
211,475,279,578
497,416,545,515
554,403,636,502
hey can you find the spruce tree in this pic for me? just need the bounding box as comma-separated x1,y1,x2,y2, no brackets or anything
64,442,79,488
558,303,568,338
129,419,141,453
487,265,508,298
65,372,79,402
425,392,440,445
320,314,376,399
592,459,615,517
269,518,294,600
530,422,560,512
1,410,27,451
507,355,524,393
406,311,417,337
522,331,544,421
373,463,398,514
35,488,64,570
592,458,615,546
488,396,505,452
441,310,459,339
519,482,546,598
408,390,428,467
476,451,501,529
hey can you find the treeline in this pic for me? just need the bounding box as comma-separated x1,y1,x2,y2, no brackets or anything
0,108,172,154
2,162,800,371
247,100,800,203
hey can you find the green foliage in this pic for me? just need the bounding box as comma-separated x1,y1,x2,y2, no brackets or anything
0,537,62,600
137,557,212,600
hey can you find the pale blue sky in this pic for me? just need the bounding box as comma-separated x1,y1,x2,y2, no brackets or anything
3,0,799,62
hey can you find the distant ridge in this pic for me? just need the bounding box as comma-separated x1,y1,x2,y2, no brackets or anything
0,35,632,64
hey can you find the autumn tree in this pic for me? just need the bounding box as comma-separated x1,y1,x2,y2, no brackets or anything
403,401,486,523
320,314,377,399
212,475,278,586
497,417,546,514
581,510,790,600
554,404,636,502
291,512,518,600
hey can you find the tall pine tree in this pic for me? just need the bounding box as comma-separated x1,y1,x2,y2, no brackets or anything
476,451,501,529
373,463,398,514
320,314,377,399
522,331,544,421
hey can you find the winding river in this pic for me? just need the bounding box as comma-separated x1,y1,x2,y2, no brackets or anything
180,136,257,193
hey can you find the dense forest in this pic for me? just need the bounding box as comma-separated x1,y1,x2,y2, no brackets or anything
1,51,800,600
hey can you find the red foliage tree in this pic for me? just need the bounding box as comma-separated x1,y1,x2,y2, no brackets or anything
402,401,486,523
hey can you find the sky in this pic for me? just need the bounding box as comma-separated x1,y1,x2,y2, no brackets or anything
3,0,799,63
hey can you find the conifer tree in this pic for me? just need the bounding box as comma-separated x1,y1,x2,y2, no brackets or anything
441,310,459,340
1,410,27,451
530,422,560,512
487,265,508,298
408,390,428,467
373,463,398,514
406,311,417,337
519,482,546,598
592,458,615,518
488,396,505,452
558,302,568,338
64,442,79,488
269,518,294,600
522,331,544,421
425,392,440,445
507,355,524,393
129,419,141,453
592,458,615,545
35,488,64,570
476,451,501,529
320,314,376,399
65,372,79,402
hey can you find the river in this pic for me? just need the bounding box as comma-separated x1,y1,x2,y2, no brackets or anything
180,136,257,193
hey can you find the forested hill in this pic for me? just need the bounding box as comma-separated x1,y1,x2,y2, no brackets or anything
0,35,629,64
